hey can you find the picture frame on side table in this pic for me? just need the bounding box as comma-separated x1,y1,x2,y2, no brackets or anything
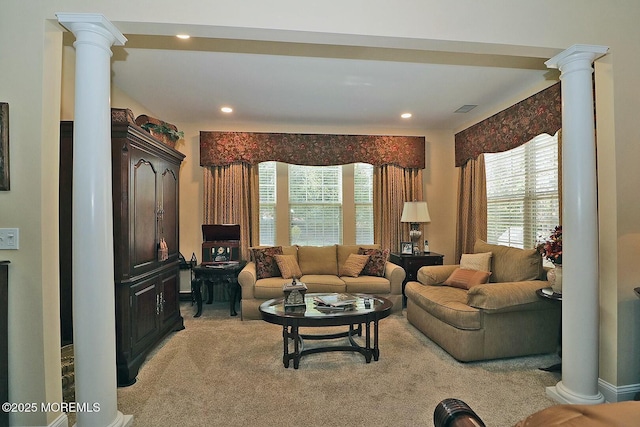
0,103,8,191
400,241,413,255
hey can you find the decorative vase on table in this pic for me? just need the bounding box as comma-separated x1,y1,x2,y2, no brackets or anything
547,264,563,294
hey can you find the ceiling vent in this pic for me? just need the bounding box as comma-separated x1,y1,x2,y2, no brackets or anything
455,105,477,113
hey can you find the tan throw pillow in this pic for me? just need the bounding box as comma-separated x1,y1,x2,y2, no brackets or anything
339,254,370,277
274,254,303,279
460,252,492,271
444,268,491,290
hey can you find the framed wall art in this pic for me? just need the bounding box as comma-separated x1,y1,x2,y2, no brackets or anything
0,103,8,191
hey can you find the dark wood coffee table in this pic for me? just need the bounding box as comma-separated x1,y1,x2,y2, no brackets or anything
260,293,392,369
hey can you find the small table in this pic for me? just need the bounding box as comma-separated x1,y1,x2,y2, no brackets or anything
191,261,246,317
260,293,392,369
536,287,562,372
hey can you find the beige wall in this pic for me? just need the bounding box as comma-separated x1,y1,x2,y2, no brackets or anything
3,1,640,424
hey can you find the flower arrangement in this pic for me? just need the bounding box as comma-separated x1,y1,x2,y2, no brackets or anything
537,226,562,265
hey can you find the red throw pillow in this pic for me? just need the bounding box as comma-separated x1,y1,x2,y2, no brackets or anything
358,248,390,277
252,246,283,279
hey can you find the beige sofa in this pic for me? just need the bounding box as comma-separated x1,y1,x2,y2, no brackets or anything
238,244,405,320
405,240,561,361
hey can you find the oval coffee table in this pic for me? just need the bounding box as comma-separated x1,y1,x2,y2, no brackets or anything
260,293,392,369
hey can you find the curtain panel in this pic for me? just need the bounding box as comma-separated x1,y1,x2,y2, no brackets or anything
455,155,487,262
200,131,425,169
374,165,423,253
203,163,259,261
454,82,561,167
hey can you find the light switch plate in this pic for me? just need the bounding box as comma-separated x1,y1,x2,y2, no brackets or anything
0,228,19,250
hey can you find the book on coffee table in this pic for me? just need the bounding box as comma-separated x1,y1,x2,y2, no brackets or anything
313,293,357,309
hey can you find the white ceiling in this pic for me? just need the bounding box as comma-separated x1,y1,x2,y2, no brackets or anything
105,35,558,132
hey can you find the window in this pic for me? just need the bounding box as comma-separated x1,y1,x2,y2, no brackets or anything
258,161,276,246
257,162,374,246
354,163,374,244
289,164,342,246
485,133,559,249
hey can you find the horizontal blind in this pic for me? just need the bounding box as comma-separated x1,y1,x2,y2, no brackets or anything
258,161,276,246
289,164,342,245
485,133,559,249
354,163,374,244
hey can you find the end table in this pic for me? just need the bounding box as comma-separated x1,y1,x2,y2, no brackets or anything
389,252,444,306
536,287,562,372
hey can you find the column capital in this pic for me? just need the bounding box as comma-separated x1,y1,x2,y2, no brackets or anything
545,44,608,70
56,13,127,47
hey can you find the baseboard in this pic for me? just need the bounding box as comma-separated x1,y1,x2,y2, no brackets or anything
49,412,68,427
179,291,192,301
599,378,640,402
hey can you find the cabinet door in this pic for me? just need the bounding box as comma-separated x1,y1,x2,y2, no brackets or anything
160,164,179,260
130,277,160,356
130,149,158,274
160,269,179,327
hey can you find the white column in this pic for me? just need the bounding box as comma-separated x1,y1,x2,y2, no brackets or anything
56,14,132,427
545,44,608,405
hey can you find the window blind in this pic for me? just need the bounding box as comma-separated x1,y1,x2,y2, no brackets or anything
258,161,276,246
485,133,559,250
289,165,343,246
354,163,374,244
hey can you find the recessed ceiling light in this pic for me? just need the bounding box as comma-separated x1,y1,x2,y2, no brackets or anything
176,34,190,40
221,107,233,113
401,113,412,119
455,105,477,113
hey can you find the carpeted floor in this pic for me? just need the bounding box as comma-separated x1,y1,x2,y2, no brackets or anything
115,301,561,427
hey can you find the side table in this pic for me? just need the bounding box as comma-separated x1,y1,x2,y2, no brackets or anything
390,252,444,306
191,261,247,317
536,287,562,372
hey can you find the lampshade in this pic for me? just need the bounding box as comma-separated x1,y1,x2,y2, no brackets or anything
400,201,431,223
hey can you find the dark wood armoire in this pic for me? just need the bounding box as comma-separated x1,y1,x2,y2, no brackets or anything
60,108,185,386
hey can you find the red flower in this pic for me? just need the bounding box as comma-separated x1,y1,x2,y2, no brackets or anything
537,226,562,265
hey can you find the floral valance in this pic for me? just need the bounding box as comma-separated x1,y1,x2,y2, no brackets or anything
200,132,425,169
454,82,561,167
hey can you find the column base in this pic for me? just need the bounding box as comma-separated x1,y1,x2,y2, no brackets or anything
72,412,133,427
547,381,605,405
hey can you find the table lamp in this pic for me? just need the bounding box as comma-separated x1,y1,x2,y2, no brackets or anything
401,201,431,254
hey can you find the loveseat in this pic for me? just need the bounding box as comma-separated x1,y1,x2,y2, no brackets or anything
405,240,560,361
238,244,405,320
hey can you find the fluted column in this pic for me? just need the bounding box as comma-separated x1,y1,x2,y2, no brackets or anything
545,44,608,405
56,13,132,427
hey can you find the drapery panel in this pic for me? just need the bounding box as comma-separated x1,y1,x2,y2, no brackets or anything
203,163,259,261
374,165,424,253
455,155,487,262
200,131,425,169
454,82,561,167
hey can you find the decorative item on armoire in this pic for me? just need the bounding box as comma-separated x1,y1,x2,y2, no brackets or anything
158,238,168,262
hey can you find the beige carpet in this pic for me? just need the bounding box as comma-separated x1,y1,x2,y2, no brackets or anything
116,301,560,427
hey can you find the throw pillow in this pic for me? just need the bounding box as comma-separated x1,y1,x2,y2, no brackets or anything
358,248,390,277
474,240,543,282
274,254,302,279
252,246,283,279
444,268,491,290
460,252,492,272
339,254,370,277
